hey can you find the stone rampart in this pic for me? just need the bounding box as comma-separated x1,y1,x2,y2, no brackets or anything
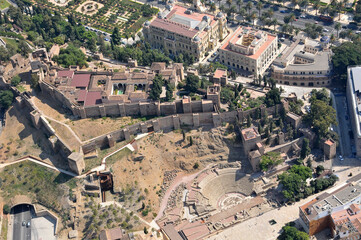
38,80,217,119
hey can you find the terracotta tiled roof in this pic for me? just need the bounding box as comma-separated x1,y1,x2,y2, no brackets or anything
150,18,198,38
84,91,102,106
58,70,74,78
214,69,227,78
71,74,91,88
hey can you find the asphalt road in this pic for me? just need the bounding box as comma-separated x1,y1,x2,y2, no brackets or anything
13,205,32,240
334,93,353,157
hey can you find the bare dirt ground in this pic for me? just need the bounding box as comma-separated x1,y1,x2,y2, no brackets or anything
0,105,64,167
111,127,247,219
68,117,142,142
47,119,81,151
32,93,141,142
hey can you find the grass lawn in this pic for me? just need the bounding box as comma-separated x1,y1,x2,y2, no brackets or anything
4,38,18,51
16,85,26,93
0,161,78,215
0,0,10,10
0,217,8,240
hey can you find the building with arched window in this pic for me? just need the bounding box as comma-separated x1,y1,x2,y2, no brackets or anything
218,27,278,77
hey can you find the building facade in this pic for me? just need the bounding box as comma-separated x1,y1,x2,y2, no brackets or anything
271,37,332,87
347,66,361,158
219,27,278,77
299,181,361,236
143,4,227,61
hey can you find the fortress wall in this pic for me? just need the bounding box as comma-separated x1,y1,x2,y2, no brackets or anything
124,103,141,117
158,116,175,131
220,111,238,124
104,104,120,116
191,101,203,113
180,114,193,126
83,105,101,118
198,112,213,125
39,81,74,112
160,103,177,116
175,100,183,113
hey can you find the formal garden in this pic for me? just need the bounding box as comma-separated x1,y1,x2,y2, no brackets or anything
35,0,157,35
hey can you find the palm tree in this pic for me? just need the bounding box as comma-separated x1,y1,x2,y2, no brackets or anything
313,0,320,15
299,0,309,12
272,18,278,31
237,0,243,11
289,13,296,25
267,9,274,18
337,2,343,20
335,22,341,38
295,28,300,36
239,7,246,22
256,2,263,17
210,2,216,12
250,11,257,25
246,1,253,15
227,0,233,8
291,0,299,9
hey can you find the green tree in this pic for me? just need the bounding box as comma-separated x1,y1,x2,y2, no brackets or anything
289,165,312,181
30,73,39,89
52,44,88,68
165,82,174,102
260,152,283,171
316,165,325,176
185,75,200,93
304,100,337,138
149,74,164,100
300,138,311,159
111,27,122,46
278,226,309,240
3,204,10,214
265,87,281,107
144,226,148,234
11,75,21,86
0,90,14,110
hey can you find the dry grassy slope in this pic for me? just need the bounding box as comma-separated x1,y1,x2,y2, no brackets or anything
112,127,244,215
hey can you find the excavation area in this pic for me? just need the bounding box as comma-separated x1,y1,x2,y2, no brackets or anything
157,163,274,240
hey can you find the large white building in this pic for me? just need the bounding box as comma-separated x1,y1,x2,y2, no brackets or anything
347,66,361,157
142,3,227,61
218,27,278,77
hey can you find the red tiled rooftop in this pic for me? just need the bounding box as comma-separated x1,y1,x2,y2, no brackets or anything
220,27,276,60
58,70,74,78
150,18,198,38
214,69,227,78
325,139,335,146
77,89,87,102
71,74,91,88
167,5,215,24
84,91,102,106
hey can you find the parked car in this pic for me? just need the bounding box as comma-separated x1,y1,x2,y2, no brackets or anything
26,221,31,228
22,221,26,226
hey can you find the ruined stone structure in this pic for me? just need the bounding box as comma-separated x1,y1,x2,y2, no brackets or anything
39,78,220,119
16,94,85,175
